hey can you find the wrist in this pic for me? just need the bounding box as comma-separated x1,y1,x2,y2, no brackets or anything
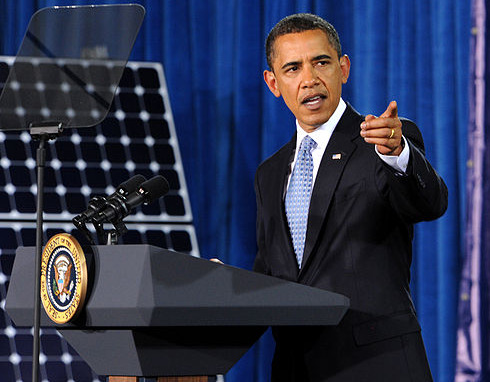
386,138,405,156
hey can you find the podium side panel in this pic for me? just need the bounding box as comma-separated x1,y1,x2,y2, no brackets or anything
60,327,266,376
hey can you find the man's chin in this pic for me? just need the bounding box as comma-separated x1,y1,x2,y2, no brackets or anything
299,115,331,132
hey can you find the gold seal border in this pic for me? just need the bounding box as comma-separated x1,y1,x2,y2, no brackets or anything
40,233,87,324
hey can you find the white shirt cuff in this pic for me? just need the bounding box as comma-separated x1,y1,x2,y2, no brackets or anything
375,136,409,173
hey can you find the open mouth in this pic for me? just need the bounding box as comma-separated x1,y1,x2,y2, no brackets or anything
302,94,326,107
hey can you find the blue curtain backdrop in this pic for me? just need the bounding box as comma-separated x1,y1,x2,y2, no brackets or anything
0,1,470,381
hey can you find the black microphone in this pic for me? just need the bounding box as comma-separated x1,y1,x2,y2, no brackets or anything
93,175,170,224
72,174,147,226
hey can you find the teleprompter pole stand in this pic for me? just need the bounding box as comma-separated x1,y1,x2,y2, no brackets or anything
30,122,63,382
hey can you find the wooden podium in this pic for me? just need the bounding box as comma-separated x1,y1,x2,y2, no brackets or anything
5,245,349,380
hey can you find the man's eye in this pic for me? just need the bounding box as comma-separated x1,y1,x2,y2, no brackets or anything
287,66,298,72
317,61,329,66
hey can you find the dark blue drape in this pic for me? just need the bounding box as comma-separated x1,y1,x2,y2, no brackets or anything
0,1,470,381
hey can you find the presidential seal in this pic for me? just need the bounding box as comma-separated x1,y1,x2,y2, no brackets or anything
40,233,87,324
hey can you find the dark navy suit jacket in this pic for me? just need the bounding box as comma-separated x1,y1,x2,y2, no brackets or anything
254,104,448,381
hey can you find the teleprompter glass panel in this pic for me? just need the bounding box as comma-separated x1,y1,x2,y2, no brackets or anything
0,4,145,131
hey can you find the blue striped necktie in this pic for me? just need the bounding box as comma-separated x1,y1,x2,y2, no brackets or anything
285,135,316,267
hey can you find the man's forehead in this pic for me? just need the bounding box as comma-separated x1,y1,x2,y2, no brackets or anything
272,30,335,62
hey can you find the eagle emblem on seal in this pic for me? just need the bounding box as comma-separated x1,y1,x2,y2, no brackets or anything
53,254,74,303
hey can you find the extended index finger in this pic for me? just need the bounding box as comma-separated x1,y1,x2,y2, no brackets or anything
379,100,398,119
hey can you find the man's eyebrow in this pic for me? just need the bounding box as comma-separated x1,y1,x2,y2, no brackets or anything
313,54,333,61
280,54,334,70
281,61,301,70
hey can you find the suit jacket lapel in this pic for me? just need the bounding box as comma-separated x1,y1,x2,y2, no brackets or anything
273,136,300,272
300,105,362,272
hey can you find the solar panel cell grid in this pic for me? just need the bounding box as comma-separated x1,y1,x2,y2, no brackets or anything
0,57,199,381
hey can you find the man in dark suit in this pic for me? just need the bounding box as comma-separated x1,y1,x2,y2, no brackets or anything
254,13,448,381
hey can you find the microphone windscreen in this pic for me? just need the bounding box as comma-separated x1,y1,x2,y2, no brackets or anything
139,175,170,203
117,174,147,195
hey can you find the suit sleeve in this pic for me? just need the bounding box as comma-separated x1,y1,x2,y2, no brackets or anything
380,119,448,223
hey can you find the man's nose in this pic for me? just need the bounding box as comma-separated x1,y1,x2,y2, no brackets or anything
301,66,319,87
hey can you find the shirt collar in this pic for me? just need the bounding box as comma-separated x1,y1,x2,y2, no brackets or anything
295,98,347,151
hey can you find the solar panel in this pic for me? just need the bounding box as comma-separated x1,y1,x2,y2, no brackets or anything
0,56,200,381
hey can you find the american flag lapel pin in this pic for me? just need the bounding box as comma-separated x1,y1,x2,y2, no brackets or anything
332,153,342,160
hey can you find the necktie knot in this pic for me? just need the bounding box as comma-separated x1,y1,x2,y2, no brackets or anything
300,135,316,154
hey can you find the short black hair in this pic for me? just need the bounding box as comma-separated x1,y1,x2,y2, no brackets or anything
265,13,342,70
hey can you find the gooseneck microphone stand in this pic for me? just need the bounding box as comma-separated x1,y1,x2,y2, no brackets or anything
30,122,63,382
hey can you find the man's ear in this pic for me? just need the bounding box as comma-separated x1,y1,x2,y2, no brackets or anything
340,55,351,84
263,70,281,98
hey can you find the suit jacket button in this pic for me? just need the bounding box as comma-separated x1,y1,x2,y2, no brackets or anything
416,174,426,188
